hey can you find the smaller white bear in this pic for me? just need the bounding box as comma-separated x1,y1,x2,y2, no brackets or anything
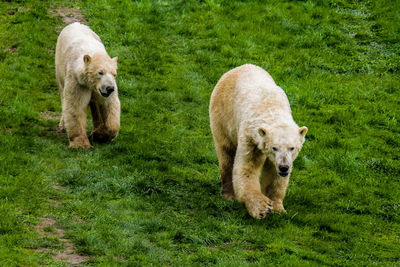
209,64,308,219
55,22,120,148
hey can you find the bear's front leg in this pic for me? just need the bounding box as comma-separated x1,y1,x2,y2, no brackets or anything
261,159,288,213
62,84,92,148
233,143,273,219
64,107,92,148
90,97,120,143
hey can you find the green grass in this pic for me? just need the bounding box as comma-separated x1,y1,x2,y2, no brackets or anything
1,0,399,265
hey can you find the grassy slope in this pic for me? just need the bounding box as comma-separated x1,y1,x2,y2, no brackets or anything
0,0,399,265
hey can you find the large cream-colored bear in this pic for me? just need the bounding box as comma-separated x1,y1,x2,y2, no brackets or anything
209,64,308,219
55,22,120,148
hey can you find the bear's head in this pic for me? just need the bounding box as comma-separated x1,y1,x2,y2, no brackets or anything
83,53,118,98
255,124,307,178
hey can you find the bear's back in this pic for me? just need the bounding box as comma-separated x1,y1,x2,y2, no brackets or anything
57,23,105,62
231,65,292,126
210,64,295,146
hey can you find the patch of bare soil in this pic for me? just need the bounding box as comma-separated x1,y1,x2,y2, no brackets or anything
53,184,66,190
39,111,60,121
35,217,89,265
7,46,19,53
50,6,87,24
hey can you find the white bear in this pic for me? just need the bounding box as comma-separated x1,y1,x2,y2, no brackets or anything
55,22,120,148
209,64,308,219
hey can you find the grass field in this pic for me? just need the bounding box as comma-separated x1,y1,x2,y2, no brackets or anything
0,0,399,265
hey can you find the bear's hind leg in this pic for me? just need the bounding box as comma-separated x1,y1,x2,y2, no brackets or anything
56,77,65,133
261,159,288,213
215,143,236,201
57,114,65,133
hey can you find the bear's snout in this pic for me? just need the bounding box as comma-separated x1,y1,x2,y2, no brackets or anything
106,86,115,95
100,86,115,97
278,165,289,177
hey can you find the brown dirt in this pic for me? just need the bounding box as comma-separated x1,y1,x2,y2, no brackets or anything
35,217,89,265
39,111,60,121
50,6,87,25
53,184,66,190
7,46,19,53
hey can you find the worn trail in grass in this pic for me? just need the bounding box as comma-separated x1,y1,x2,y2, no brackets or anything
0,0,399,265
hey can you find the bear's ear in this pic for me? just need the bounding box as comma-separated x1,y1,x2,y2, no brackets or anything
299,126,308,137
83,55,91,64
112,57,118,63
258,128,267,137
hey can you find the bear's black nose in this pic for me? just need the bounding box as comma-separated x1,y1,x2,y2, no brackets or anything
106,86,115,94
279,165,289,173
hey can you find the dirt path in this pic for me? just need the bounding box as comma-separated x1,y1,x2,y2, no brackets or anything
35,8,90,264
50,6,87,24
35,217,89,265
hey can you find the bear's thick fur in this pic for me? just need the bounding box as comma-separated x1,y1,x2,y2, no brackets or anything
209,64,307,219
55,22,120,148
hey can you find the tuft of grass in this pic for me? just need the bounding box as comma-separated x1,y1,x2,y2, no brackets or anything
0,0,399,265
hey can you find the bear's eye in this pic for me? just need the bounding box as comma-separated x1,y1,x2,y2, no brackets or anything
98,71,104,76
289,147,295,151
272,147,278,152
